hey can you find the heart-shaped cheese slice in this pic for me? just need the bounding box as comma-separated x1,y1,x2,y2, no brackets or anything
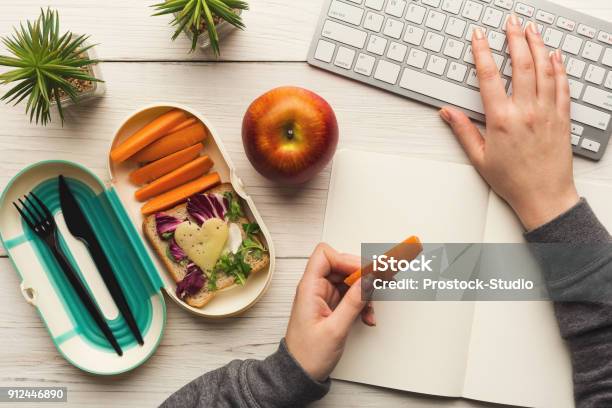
174,218,229,274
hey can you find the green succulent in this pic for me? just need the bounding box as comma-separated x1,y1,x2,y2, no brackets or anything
0,8,102,125
152,0,249,56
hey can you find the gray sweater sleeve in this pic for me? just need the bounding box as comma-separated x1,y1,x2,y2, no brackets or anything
525,199,612,408
159,339,329,408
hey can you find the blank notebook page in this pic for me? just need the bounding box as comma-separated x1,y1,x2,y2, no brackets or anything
324,150,489,397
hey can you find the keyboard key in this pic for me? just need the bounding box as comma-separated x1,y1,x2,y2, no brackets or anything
462,1,484,21
466,24,486,41
442,0,463,15
399,68,485,113
322,20,367,48
571,134,580,146
568,79,584,99
374,60,401,84
488,31,506,51
384,18,405,39
407,48,428,68
492,53,505,70
503,58,513,77
582,41,603,62
583,86,612,111
483,7,503,28
603,48,612,67
367,35,388,55
494,0,513,11
467,68,480,88
562,35,583,55
426,10,447,31
586,64,606,85
365,0,384,10
346,0,363,3
422,0,441,7
535,10,555,25
578,24,597,39
354,53,376,75
424,32,445,53
447,62,468,82
515,3,534,18
404,25,425,45
464,46,475,64
571,102,611,130
364,12,384,32
606,72,612,89
571,123,584,136
387,42,408,62
543,27,563,48
334,46,356,69
405,4,427,24
446,17,467,38
328,1,364,26
581,138,601,152
385,0,407,18
427,55,448,76
599,31,612,46
443,38,465,59
566,58,586,78
314,40,336,63
557,17,576,32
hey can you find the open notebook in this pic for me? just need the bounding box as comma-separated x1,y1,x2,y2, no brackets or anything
323,149,612,408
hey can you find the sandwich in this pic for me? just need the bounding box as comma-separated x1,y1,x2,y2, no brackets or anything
143,183,269,308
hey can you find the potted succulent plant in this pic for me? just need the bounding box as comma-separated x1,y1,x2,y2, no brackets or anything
0,8,104,125
152,0,249,56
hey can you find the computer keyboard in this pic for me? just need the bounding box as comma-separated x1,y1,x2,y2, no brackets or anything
307,0,612,160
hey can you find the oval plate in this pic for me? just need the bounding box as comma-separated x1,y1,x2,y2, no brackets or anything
108,103,276,318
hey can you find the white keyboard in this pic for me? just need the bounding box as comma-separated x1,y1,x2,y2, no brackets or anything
307,0,612,160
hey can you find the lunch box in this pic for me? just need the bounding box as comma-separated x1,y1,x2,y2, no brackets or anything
0,103,276,375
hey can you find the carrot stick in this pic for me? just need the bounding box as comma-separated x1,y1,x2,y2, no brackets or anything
141,172,221,215
135,156,214,202
132,122,208,163
166,117,197,134
110,109,189,163
129,143,203,185
344,236,422,286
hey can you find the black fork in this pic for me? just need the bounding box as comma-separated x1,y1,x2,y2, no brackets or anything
14,193,123,356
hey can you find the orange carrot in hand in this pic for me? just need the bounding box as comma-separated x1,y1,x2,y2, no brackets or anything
133,122,208,163
135,156,214,202
110,109,189,163
344,236,423,286
141,172,221,215
129,143,203,185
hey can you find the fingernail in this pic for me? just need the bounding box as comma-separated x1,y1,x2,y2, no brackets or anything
555,49,562,63
526,21,538,35
439,108,452,123
509,14,520,27
474,28,484,40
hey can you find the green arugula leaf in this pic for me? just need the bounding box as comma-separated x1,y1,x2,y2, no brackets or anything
224,191,243,222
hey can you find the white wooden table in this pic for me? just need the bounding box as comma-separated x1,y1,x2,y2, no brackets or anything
2,1,612,407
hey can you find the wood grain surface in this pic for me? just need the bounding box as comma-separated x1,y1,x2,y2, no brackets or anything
1,1,611,406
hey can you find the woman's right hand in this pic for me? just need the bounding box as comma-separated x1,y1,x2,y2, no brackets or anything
440,16,579,231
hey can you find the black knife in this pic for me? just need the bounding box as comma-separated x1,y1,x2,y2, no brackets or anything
58,175,144,346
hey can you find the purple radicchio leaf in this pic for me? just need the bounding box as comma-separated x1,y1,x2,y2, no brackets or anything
176,264,206,300
187,193,228,225
155,213,183,240
167,238,187,263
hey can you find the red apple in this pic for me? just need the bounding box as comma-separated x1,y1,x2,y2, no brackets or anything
242,86,339,185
